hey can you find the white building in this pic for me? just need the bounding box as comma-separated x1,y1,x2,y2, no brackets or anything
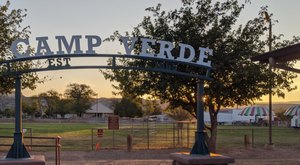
84,102,114,118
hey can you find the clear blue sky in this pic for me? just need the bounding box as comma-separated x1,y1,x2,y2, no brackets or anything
6,0,300,102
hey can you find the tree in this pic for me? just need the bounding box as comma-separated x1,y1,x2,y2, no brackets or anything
55,99,72,119
22,100,38,119
114,97,143,118
0,1,41,94
143,99,163,116
103,0,298,152
38,90,74,118
64,83,96,117
165,106,194,121
4,108,13,118
38,90,61,118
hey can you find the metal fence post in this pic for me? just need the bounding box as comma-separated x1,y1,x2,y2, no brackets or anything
147,121,149,149
30,128,33,151
91,128,94,151
56,136,61,165
252,128,254,148
131,119,134,135
112,129,116,149
187,123,190,148
173,123,175,148
180,124,183,146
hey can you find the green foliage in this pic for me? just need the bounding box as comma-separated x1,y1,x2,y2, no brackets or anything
102,0,298,152
114,97,143,117
64,83,96,117
38,85,96,118
4,108,13,118
103,0,297,112
38,90,61,117
142,99,163,116
22,99,38,117
0,1,41,94
165,107,194,121
55,99,73,118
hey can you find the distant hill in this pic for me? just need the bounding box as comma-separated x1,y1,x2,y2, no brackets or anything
2,93,299,115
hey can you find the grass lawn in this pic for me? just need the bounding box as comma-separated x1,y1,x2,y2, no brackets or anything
0,122,299,151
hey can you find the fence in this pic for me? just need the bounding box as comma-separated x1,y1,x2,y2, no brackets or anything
0,135,61,165
0,122,299,152
90,122,197,150
89,121,300,150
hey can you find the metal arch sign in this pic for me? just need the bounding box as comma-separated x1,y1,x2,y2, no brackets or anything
1,35,213,79
3,35,213,158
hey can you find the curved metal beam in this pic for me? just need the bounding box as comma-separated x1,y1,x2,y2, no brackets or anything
0,53,212,69
0,54,213,80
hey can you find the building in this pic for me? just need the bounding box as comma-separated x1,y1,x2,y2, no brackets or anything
84,101,114,118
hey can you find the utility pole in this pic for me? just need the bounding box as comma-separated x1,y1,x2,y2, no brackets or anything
262,10,274,148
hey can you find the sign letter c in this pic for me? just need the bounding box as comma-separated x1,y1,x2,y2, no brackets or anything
10,38,30,58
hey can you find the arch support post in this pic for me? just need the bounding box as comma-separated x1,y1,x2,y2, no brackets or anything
6,74,30,159
190,80,209,155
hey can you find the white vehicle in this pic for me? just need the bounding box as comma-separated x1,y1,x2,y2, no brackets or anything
204,109,273,125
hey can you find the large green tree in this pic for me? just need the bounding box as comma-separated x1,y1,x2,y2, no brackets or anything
114,97,143,118
64,83,96,117
38,90,77,118
102,0,298,152
55,98,72,119
0,1,41,94
22,99,38,118
38,90,61,118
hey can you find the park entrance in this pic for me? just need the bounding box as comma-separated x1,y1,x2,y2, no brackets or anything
0,35,213,159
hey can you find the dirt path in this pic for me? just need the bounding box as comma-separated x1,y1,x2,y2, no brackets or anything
1,147,300,165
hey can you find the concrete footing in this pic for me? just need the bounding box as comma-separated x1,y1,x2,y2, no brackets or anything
264,143,275,150
170,152,234,165
0,155,45,165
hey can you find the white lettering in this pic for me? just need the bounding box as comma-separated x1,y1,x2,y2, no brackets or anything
157,41,174,60
120,37,138,55
140,38,155,57
196,47,213,67
85,35,101,54
177,43,195,63
35,37,54,56
56,35,83,54
10,35,212,68
10,38,30,58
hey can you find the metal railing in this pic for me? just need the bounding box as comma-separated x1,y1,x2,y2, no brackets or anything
0,136,61,165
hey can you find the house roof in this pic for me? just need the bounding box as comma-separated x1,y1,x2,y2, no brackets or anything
86,102,113,114
251,43,300,63
251,43,300,73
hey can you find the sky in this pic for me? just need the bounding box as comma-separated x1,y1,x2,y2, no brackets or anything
5,0,300,102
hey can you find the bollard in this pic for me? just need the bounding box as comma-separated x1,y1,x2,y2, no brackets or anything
95,143,100,151
56,136,61,165
244,134,251,149
127,134,132,152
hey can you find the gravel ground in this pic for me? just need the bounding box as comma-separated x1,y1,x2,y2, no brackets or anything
1,147,300,165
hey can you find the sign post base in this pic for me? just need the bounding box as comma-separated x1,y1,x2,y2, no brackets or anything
170,152,234,165
1,155,45,165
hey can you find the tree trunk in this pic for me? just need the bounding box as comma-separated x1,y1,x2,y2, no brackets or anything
208,114,218,153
